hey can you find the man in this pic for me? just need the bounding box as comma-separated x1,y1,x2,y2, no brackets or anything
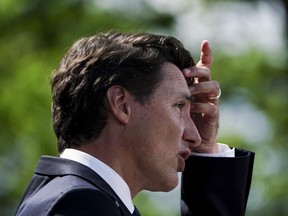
15,32,254,216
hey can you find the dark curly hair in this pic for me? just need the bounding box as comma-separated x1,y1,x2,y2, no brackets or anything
51,32,195,153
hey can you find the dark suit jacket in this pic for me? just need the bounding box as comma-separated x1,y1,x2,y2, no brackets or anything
15,156,131,216
15,148,254,216
181,148,254,216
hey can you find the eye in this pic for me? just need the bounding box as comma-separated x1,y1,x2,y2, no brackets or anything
176,102,185,110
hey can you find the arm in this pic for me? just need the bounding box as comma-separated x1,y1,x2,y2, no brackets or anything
181,41,255,215
181,148,255,216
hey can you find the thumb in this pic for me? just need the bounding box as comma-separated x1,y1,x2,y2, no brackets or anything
196,40,213,68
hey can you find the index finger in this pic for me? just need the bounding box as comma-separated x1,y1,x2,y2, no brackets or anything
196,40,213,68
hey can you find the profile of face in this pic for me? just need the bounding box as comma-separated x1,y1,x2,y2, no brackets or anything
126,62,201,192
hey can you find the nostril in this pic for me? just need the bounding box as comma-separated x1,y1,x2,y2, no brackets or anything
187,138,201,151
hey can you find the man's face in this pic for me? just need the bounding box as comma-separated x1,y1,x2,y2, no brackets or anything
126,62,201,192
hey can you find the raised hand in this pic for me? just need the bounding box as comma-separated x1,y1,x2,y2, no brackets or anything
182,40,221,153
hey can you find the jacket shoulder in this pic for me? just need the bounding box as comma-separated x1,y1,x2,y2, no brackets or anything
49,186,122,215
16,175,122,216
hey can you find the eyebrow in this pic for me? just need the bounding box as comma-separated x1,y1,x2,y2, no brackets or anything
179,93,194,103
186,95,194,103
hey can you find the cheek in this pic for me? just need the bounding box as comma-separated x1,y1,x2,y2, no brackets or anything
152,121,183,157
160,113,184,141
131,106,184,152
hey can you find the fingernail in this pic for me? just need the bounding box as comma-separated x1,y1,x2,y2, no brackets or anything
183,68,191,74
191,66,197,73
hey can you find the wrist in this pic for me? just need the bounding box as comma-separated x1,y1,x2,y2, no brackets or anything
192,141,218,154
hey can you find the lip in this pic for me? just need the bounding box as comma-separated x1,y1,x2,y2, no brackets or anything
177,149,191,172
179,149,191,161
177,156,186,172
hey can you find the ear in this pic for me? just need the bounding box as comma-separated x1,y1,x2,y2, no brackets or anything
106,86,131,124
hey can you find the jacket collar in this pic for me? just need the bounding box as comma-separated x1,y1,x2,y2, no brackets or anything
35,155,132,216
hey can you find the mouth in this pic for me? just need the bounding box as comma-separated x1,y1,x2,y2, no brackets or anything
177,156,186,172
180,149,191,161
177,149,191,172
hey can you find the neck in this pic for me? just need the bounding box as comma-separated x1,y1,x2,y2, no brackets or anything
74,129,143,198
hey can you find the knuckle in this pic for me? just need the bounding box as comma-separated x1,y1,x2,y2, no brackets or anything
211,81,220,90
210,104,219,117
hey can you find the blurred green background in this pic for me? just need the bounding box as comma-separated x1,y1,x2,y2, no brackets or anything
1,0,288,215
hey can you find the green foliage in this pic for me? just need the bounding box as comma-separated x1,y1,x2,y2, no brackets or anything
213,51,288,216
134,192,179,216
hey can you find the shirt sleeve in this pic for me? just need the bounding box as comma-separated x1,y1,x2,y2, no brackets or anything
191,143,235,158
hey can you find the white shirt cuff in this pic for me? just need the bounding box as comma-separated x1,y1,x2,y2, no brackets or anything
191,143,235,158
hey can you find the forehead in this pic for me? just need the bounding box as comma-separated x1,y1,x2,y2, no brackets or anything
154,62,191,98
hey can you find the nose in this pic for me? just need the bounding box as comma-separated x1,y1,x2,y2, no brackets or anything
182,116,201,151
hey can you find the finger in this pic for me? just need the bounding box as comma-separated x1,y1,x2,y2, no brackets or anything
190,81,220,97
191,102,219,120
190,81,220,105
183,66,211,82
196,40,213,68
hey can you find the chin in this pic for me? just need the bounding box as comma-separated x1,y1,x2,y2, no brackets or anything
166,179,179,191
150,175,179,192
162,183,178,192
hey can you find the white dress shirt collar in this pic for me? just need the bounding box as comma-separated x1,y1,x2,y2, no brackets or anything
60,148,134,213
